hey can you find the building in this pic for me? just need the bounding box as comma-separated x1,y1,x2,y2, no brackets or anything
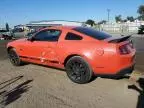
99,20,144,33
26,20,86,31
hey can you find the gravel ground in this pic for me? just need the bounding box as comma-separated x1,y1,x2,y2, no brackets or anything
0,36,144,108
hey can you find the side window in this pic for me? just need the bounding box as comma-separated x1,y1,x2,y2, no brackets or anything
34,29,61,41
65,32,83,40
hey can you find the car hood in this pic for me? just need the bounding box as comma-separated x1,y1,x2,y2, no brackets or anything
14,38,27,42
8,38,27,46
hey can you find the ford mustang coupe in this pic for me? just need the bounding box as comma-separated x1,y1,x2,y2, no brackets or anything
7,26,135,84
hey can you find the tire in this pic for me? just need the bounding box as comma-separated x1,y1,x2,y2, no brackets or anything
65,56,93,84
8,48,23,66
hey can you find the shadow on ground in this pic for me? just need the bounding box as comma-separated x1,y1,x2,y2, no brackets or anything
128,78,144,108
0,76,23,90
0,76,33,107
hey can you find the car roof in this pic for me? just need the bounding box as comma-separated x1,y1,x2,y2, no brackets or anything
40,26,77,31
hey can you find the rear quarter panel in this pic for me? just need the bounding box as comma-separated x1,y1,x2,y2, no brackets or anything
56,29,104,68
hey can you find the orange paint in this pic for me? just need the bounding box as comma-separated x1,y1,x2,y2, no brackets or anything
7,26,136,75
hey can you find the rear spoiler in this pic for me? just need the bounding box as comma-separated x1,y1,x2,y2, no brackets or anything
108,35,132,43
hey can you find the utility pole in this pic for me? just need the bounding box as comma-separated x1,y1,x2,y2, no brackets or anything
107,9,110,23
0,17,1,29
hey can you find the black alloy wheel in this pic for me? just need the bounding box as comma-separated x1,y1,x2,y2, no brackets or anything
66,56,93,84
8,49,22,66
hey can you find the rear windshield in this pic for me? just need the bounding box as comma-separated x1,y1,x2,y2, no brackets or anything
73,27,112,40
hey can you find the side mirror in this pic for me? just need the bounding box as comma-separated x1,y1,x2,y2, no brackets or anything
27,36,35,41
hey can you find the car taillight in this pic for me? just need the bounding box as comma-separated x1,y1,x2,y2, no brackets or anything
119,40,134,55
119,45,130,54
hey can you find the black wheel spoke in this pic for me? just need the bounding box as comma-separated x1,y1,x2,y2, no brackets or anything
75,76,80,80
72,74,80,81
80,67,86,74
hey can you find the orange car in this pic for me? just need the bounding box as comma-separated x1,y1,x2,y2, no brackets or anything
7,26,136,84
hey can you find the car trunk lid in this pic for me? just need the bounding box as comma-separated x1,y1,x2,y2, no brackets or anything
104,35,134,55
104,35,131,43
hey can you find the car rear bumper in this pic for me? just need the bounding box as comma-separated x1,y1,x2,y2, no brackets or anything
93,63,135,76
116,64,134,76
92,52,135,75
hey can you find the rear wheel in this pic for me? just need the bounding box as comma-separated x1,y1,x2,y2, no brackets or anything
8,48,23,66
65,56,93,84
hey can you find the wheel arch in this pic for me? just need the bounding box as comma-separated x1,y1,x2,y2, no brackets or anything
63,54,82,67
63,53,91,67
7,46,14,53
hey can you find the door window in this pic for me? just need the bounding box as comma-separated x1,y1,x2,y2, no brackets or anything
34,29,61,41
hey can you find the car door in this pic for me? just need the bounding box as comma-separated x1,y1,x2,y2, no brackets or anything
23,29,61,64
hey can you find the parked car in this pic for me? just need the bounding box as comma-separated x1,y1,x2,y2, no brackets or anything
7,26,136,84
0,30,14,40
138,25,144,34
12,28,24,33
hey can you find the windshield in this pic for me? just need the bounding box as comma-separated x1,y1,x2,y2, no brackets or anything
73,27,112,40
27,31,36,37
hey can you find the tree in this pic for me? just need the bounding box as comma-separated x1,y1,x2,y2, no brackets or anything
127,16,135,22
115,15,122,23
137,5,144,21
5,23,9,31
122,19,127,22
137,15,144,21
85,19,95,27
137,5,144,15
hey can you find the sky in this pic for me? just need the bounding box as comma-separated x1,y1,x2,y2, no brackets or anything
0,0,143,27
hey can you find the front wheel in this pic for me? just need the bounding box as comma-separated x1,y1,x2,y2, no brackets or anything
65,56,93,84
8,48,23,66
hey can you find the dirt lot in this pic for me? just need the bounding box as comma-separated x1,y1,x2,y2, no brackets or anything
0,36,144,108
